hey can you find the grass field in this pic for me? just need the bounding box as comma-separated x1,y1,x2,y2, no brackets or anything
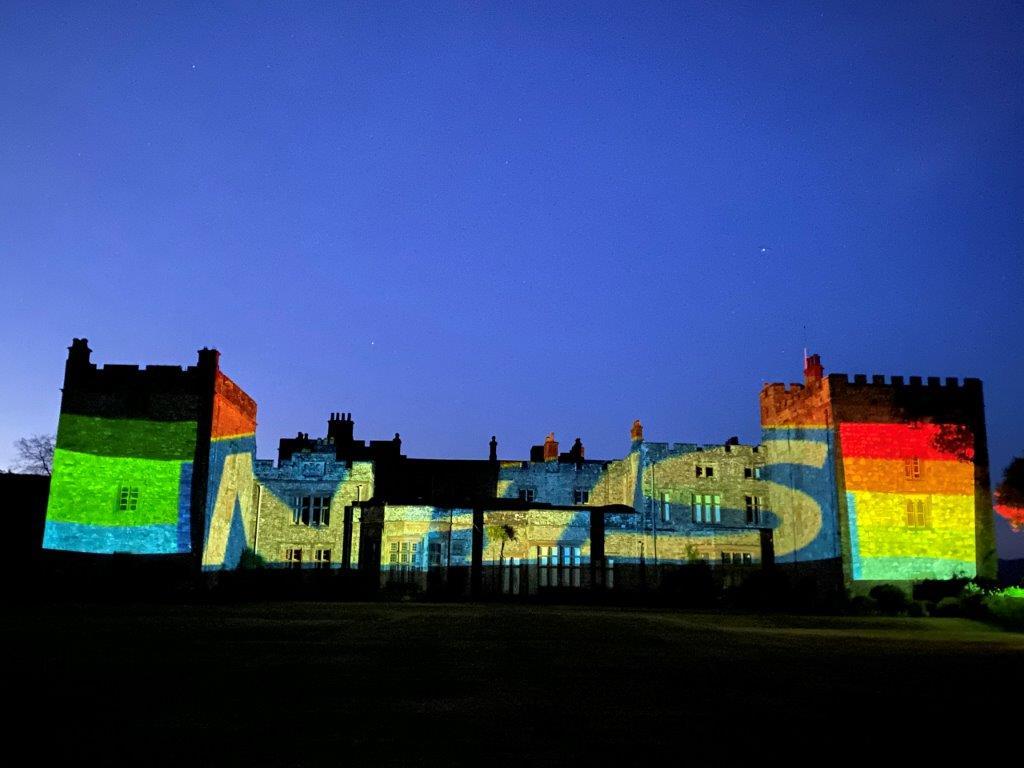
10,602,1023,764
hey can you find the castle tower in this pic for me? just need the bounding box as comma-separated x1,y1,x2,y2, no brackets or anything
42,339,258,570
760,354,996,587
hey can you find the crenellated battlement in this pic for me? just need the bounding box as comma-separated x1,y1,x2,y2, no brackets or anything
828,372,981,390
65,338,221,393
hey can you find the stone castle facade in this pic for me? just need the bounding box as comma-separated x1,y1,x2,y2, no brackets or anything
41,339,997,596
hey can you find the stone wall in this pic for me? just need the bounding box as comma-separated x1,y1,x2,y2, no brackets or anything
827,373,995,583
254,452,374,569
43,339,213,557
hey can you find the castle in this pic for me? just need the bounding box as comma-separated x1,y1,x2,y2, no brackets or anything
41,339,997,596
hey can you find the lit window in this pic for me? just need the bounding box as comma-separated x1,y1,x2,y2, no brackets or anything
388,540,419,583
660,492,670,523
117,485,139,512
742,553,753,565
691,494,721,524
537,545,581,588
904,458,921,480
401,541,416,565
573,488,590,504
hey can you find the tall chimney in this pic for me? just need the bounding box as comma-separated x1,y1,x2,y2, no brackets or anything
65,338,95,387
327,411,354,445
543,432,559,462
569,437,585,461
804,353,824,385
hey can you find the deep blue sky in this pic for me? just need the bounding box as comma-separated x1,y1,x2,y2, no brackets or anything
2,2,1022,556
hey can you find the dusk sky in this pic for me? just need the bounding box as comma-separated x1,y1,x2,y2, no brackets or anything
2,2,1022,556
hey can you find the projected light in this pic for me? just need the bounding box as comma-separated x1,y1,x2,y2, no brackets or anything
840,422,976,580
43,413,197,554
201,371,258,570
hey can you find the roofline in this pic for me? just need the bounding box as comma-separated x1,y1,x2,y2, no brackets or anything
353,499,636,515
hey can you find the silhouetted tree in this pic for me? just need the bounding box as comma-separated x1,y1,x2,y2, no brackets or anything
486,523,517,562
931,423,975,462
995,454,1024,532
11,434,54,475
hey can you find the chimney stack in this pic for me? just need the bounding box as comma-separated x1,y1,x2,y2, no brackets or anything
327,411,355,445
543,432,559,462
804,353,824,385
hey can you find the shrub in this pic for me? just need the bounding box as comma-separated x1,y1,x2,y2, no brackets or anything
931,596,963,617
237,547,266,570
848,595,878,616
868,584,912,615
982,587,1024,630
914,577,970,603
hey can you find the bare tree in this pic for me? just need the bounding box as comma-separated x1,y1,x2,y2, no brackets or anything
11,434,55,475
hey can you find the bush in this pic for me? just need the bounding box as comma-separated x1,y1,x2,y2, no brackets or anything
848,595,878,616
982,587,1024,630
238,547,266,570
868,584,912,615
930,596,963,617
914,577,970,603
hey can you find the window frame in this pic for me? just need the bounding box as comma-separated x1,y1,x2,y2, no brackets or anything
744,494,763,525
903,457,922,481
292,495,332,526
117,485,140,512
905,496,930,529
314,548,332,569
691,493,721,524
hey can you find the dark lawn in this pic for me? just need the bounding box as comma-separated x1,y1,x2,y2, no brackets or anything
10,602,1023,764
